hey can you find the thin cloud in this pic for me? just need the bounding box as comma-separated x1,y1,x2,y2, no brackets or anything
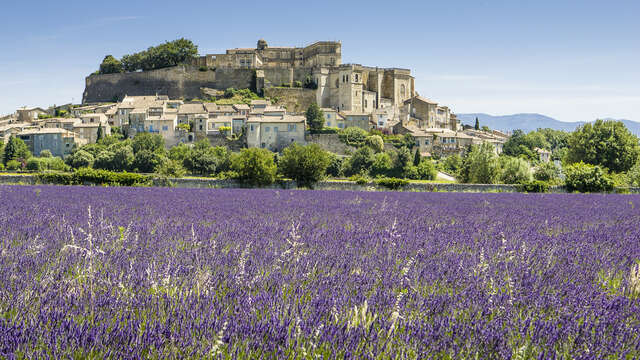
100,16,144,23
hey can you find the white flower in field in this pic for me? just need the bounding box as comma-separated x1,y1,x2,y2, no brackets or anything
630,262,640,296
210,321,227,357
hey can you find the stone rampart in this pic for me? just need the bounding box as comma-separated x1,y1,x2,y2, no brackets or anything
265,87,316,113
305,134,356,155
83,65,314,103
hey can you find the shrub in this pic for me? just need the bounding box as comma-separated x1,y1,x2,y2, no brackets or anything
293,81,302,88
155,158,186,178
365,135,384,153
311,127,340,135
6,160,21,170
326,155,343,178
339,127,368,147
628,161,640,187
499,156,532,184
39,150,52,158
349,173,370,185
74,168,150,186
344,147,374,176
370,152,393,177
66,150,94,169
231,148,277,186
26,158,44,171
36,172,75,185
564,162,614,193
533,161,561,183
459,143,500,184
198,66,208,72
375,177,409,190
416,159,437,180
517,180,550,193
278,143,331,188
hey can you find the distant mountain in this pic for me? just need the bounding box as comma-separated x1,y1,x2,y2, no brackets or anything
456,113,640,135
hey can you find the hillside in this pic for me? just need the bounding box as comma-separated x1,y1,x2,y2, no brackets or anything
457,113,640,135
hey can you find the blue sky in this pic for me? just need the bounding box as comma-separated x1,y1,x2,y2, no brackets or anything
1,0,638,122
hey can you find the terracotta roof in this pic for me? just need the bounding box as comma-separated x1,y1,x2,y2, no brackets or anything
246,115,305,123
18,128,76,135
178,103,206,114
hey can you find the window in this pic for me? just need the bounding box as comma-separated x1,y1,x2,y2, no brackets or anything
364,100,367,108
335,78,339,88
355,74,359,82
199,125,203,131
338,123,344,129
265,126,270,132
425,139,430,145
250,124,255,131
326,113,330,119
288,124,296,132
415,140,420,146
273,126,279,132
400,84,406,98
162,126,168,131
326,121,331,127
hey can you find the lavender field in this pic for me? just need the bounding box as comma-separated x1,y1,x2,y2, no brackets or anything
1,186,639,359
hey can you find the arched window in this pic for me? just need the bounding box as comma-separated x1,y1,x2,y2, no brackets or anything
335,78,339,88
400,84,406,98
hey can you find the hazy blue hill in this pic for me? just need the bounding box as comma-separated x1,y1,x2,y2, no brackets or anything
457,113,640,135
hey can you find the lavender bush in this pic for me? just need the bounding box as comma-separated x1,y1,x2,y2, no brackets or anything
0,186,639,359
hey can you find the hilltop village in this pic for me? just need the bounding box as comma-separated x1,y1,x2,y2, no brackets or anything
1,39,510,162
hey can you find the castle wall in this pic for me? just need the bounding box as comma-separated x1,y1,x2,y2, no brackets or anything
83,65,218,102
264,88,316,113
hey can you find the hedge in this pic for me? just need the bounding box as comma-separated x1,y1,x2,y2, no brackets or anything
375,177,409,190
37,168,150,186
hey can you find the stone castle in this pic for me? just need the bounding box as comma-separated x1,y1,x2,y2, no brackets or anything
84,39,414,117
192,39,414,113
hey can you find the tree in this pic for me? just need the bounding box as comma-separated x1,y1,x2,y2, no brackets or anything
474,117,480,130
305,103,324,132
3,136,31,165
96,124,104,142
133,149,164,173
110,144,134,171
413,149,421,166
155,158,186,178
365,135,384,153
565,119,640,173
416,159,437,180
99,55,124,74
393,146,413,178
564,162,614,193
442,154,462,175
278,143,331,188
66,149,94,168
534,161,561,183
231,148,277,186
117,38,198,72
459,143,500,184
498,156,532,184
184,141,230,176
326,154,344,178
370,152,393,177
132,132,164,154
344,147,375,176
502,129,550,161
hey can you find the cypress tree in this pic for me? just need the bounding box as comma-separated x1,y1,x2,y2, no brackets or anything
3,136,31,165
413,148,421,166
474,117,480,130
96,124,104,142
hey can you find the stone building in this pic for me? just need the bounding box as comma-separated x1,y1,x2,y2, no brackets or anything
246,115,305,151
193,39,341,69
17,128,83,157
